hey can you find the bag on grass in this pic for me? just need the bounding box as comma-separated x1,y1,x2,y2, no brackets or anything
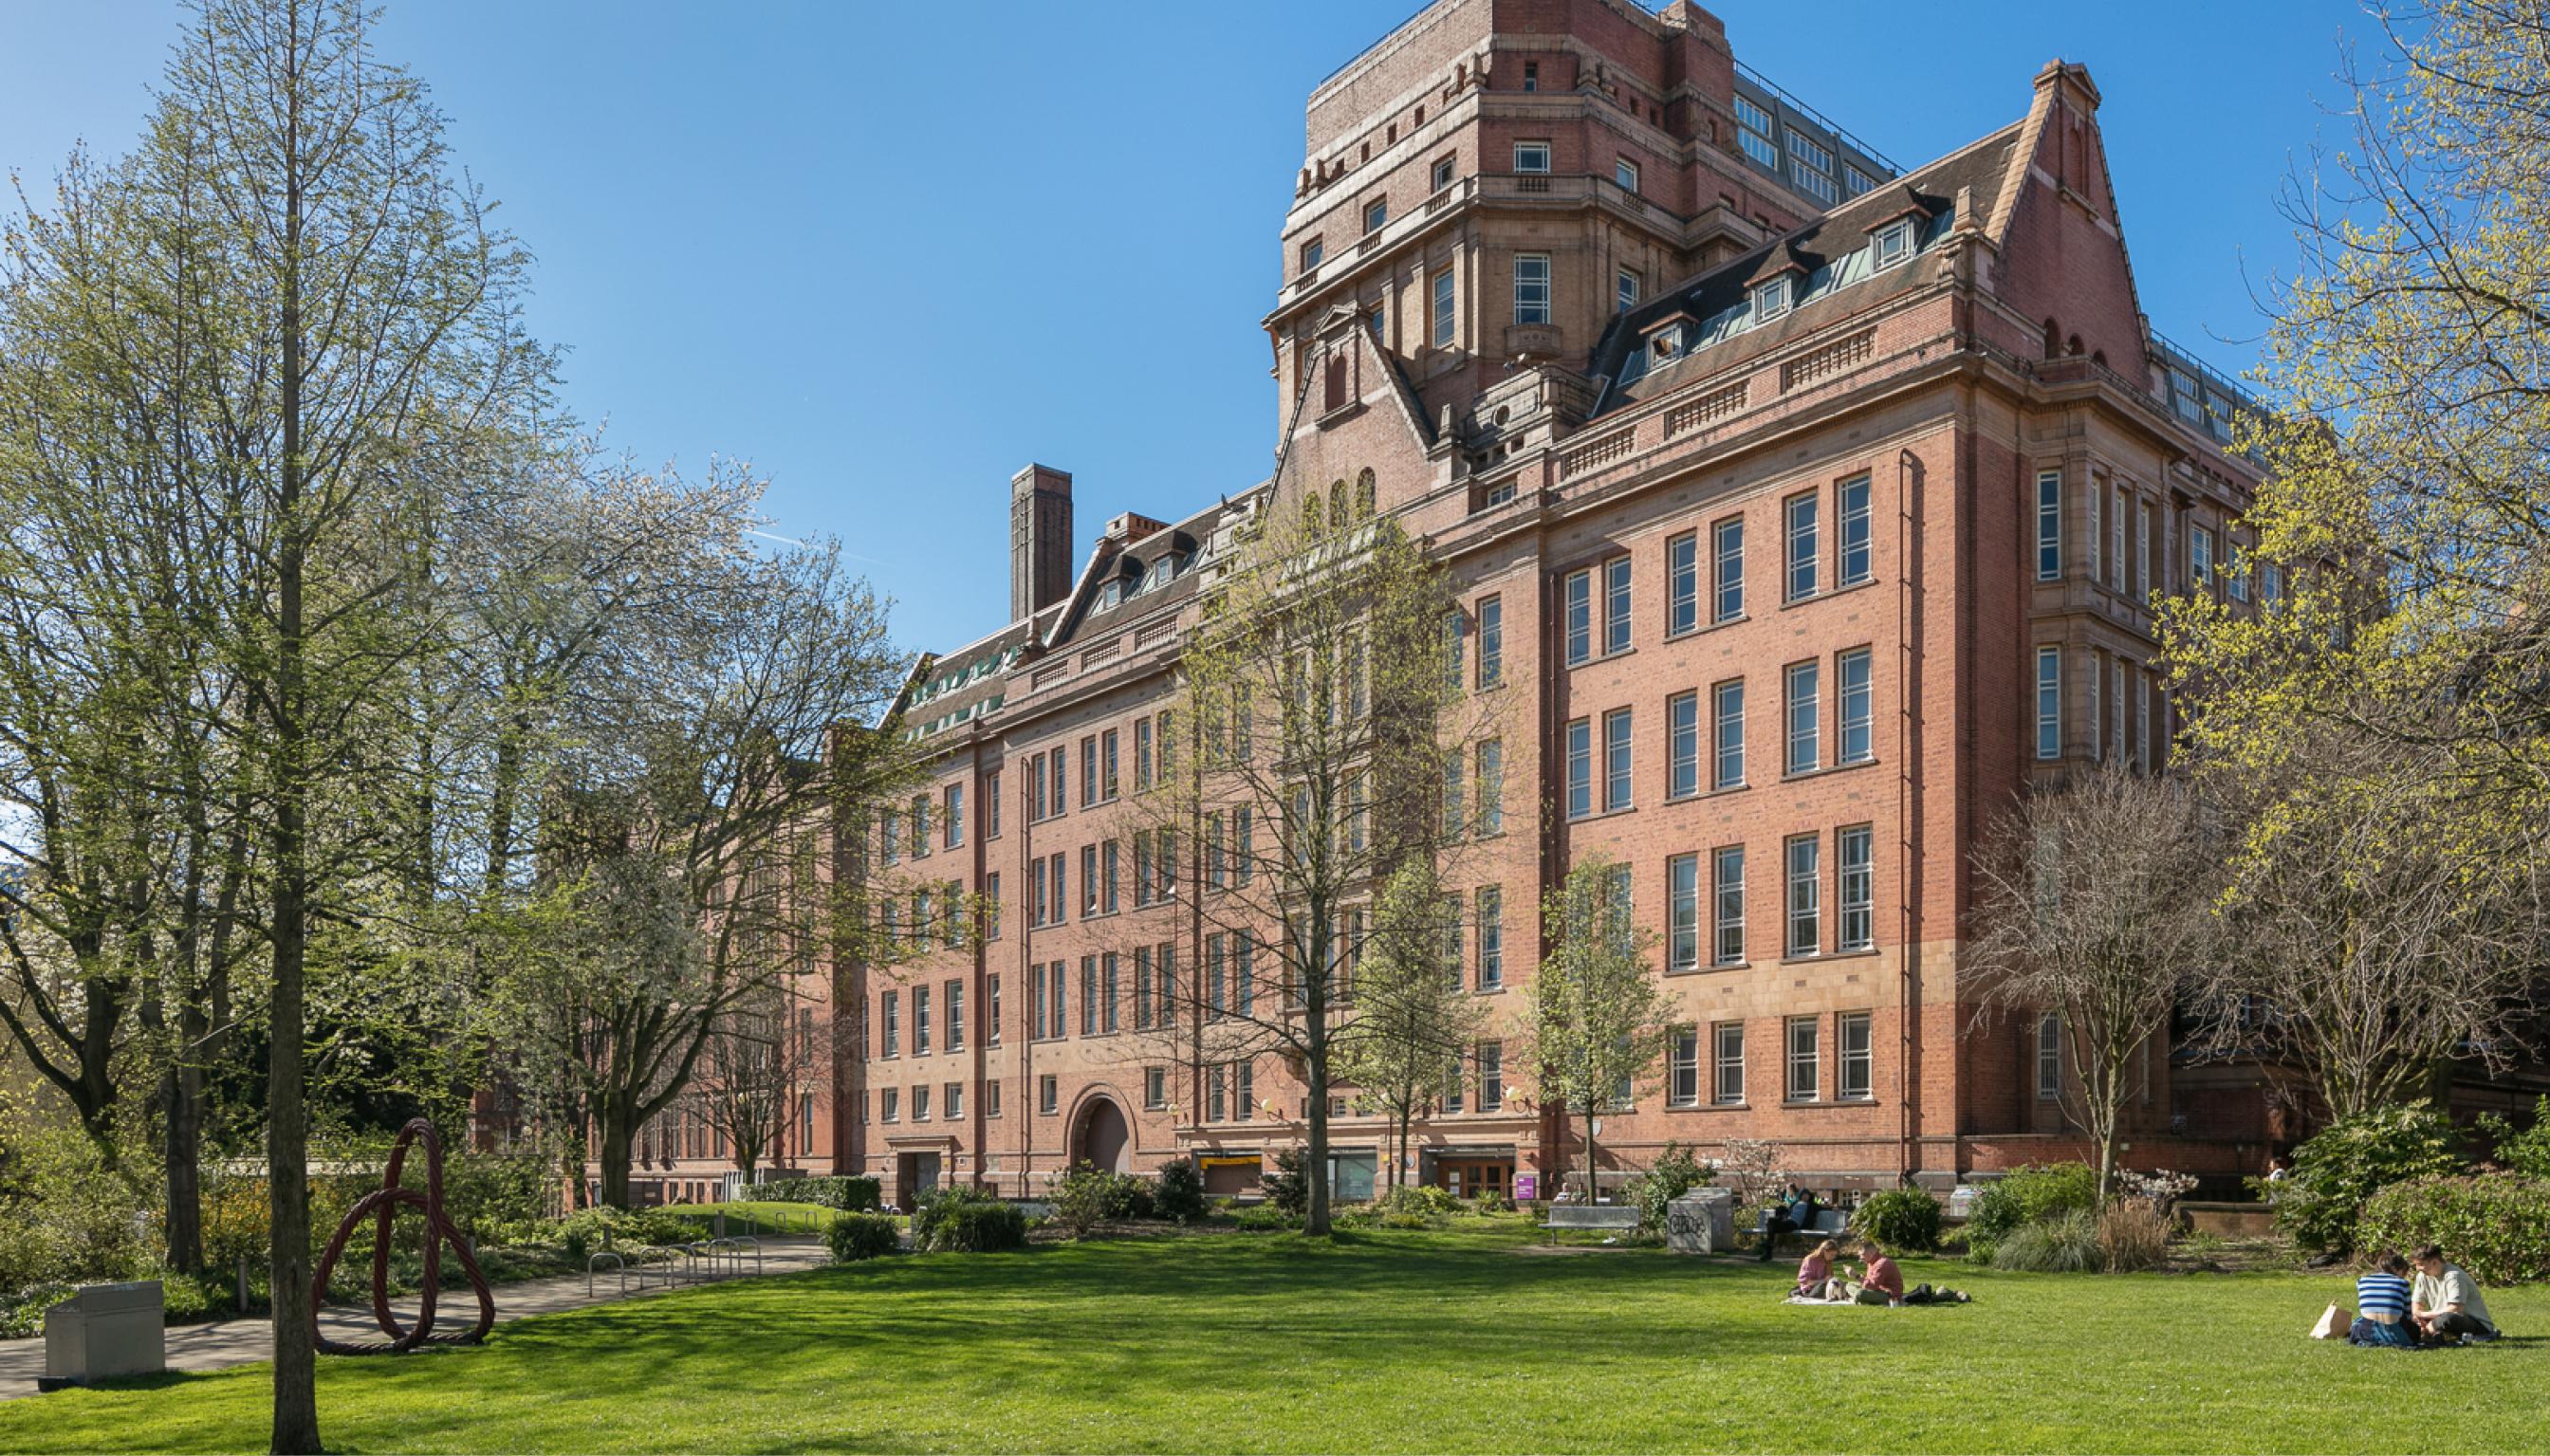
2309,1303,2344,1340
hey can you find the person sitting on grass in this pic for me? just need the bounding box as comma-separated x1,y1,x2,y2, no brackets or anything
1848,1242,1970,1306
2411,1244,2499,1344
1796,1239,1843,1300
2349,1250,2421,1349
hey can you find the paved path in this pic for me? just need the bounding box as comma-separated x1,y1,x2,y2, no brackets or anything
0,1235,831,1399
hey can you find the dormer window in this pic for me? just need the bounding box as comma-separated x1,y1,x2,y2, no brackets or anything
1751,275,1790,323
1873,217,1914,269
1648,324,1683,362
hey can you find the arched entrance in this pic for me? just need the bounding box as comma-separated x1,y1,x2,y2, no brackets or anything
1073,1097,1132,1173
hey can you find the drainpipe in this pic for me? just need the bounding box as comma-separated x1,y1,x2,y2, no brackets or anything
1895,448,1928,1188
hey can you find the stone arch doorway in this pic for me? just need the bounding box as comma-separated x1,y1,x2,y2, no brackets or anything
1073,1096,1132,1173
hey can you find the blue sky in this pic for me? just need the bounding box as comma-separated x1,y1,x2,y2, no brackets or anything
2,1,2358,653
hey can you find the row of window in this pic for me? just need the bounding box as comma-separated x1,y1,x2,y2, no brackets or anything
1565,646,1876,819
1552,474,1876,672
2032,469,2282,606
875,1079,995,1125
2034,645,2169,769
876,976,992,1060
1666,1009,1877,1106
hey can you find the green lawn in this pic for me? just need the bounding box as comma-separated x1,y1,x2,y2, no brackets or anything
656,1200,856,1237
9,1219,2542,1453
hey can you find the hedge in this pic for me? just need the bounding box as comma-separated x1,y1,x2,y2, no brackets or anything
824,1213,901,1262
911,1189,1027,1252
750,1175,882,1212
2356,1174,2550,1286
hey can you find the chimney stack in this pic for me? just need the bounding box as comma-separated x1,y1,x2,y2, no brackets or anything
1009,464,1074,622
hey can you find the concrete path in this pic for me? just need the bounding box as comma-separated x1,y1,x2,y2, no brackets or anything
0,1235,831,1400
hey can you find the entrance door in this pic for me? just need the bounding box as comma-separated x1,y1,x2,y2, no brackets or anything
1434,1158,1513,1198
896,1152,942,1209
1076,1098,1132,1173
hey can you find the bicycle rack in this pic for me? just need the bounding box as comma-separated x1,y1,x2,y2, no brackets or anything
586,1251,625,1298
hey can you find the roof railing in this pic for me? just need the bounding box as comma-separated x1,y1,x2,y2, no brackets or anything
2149,326,2264,412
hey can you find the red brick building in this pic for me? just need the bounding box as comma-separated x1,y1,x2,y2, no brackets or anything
625,0,2324,1207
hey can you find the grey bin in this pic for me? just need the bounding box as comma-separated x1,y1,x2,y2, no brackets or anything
41,1281,165,1389
1666,1187,1735,1254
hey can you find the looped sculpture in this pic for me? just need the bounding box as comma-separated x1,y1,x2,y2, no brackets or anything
310,1117,496,1355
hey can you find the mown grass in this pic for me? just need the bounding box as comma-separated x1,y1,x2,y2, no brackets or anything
8,1218,2542,1454
654,1200,853,1237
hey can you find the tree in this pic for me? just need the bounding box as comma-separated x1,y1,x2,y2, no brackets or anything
2187,721,2545,1121
1330,860,1488,1193
1518,855,1675,1205
698,982,832,1184
1141,499,1500,1234
1965,765,2223,1200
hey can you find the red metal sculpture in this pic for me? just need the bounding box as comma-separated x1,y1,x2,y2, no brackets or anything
310,1117,495,1355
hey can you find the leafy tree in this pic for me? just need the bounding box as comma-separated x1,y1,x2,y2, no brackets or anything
1518,855,1674,1205
2270,1101,2468,1255
1330,860,1488,1194
1966,765,2222,1199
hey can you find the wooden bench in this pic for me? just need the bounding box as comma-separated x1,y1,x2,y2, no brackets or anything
1543,1204,1641,1244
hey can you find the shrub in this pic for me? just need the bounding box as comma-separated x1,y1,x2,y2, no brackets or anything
1263,1150,1308,1216
1234,1204,1301,1232
1852,1189,1944,1253
1050,1163,1145,1238
1988,1207,2102,1272
2478,1097,2550,1182
911,1188,1026,1252
754,1175,883,1212
1153,1158,1208,1224
1967,1163,2099,1253
2271,1101,2467,1255
1473,1191,1517,1213
824,1213,900,1262
2097,1202,2171,1273
2357,1173,2550,1285
1381,1184,1462,1218
1628,1142,1711,1234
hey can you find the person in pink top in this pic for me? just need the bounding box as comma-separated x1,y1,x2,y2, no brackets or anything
1849,1240,1969,1306
1796,1239,1844,1299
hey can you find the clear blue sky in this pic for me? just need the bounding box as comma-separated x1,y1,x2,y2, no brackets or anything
2,1,2359,654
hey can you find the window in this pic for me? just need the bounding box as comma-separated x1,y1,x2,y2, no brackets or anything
1512,140,1551,174
2138,501,2154,600
881,991,900,1058
2037,1013,2062,1099
1786,1016,1820,1101
1844,165,1877,198
1785,834,1820,956
1712,846,1746,966
1478,1042,1504,1111
1784,492,1819,599
2036,646,2062,761
1440,610,1466,692
1439,752,1463,839
1839,474,1873,586
2037,470,2062,581
1838,648,1873,765
2190,524,2215,595
1040,1075,1059,1115
1438,893,1465,990
987,770,1001,839
1827,1011,1871,1101
1234,1060,1255,1119
1521,61,1538,93
947,981,965,1051
1784,661,1820,773
1713,1022,1746,1103
946,1082,964,1120
1513,254,1551,325
1602,708,1633,812
986,1078,1001,1118
2110,487,2128,591
1751,274,1790,322
1363,197,1387,234
1145,1066,1167,1111
1734,94,1777,168
1563,568,1592,664
1475,739,1504,835
1667,531,1698,636
1713,517,1745,622
915,986,932,1056
1838,825,1874,950
1615,157,1639,193
1431,156,1455,191
2227,542,2250,603
1476,886,1503,990
1873,217,1913,268
1616,266,1639,314
1564,718,1592,820
1301,237,1323,271
881,1087,899,1123
1102,953,1120,1033
1080,844,1098,917
1475,596,1503,688
1432,268,1455,349
1712,679,1745,790
944,783,964,848
1789,157,1838,206
1669,1027,1700,1106
1605,556,1631,654
2263,562,2284,604
1785,127,1833,175
1668,854,1700,972
988,973,1001,1044
913,1085,930,1122
1668,691,1700,798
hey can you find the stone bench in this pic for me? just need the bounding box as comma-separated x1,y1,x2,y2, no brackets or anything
1543,1205,1641,1243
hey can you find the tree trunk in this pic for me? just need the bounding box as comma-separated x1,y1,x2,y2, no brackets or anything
162,1060,206,1274
1582,1108,1599,1206
1304,1047,1331,1235
598,1110,636,1209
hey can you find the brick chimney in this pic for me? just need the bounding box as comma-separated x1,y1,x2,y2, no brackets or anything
1008,464,1073,622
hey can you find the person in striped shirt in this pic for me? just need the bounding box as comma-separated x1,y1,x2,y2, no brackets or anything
2350,1250,2420,1349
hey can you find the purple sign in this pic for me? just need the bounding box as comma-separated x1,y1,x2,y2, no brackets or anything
1514,1171,1539,1202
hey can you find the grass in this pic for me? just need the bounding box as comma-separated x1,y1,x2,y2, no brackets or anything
654,1200,857,1237
8,1216,2544,1454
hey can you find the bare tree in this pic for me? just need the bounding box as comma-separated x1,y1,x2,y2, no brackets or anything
2190,721,2546,1120
698,979,832,1184
1966,765,2223,1200
1135,496,1502,1234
